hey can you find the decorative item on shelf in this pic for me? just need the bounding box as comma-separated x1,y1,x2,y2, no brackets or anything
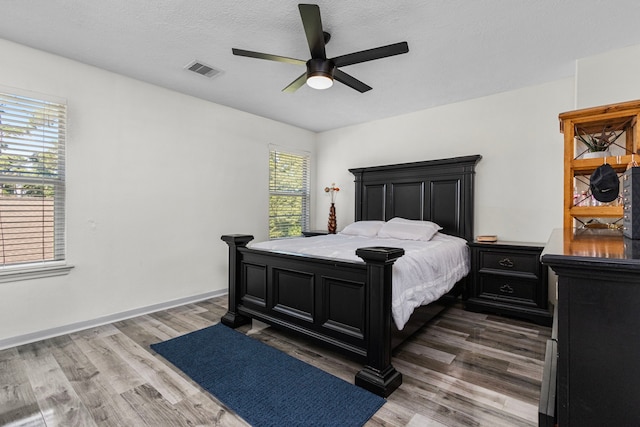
583,220,621,230
590,163,620,203
324,183,339,234
575,124,624,159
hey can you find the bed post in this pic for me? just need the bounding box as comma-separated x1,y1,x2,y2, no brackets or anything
354,246,405,397
220,234,254,328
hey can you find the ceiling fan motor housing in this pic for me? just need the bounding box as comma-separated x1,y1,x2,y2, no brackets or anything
306,58,335,79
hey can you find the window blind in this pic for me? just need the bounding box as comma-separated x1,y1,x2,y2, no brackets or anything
269,149,310,238
0,92,66,267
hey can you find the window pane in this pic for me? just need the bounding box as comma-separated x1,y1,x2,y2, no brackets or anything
0,91,65,267
269,195,304,238
0,184,56,265
269,149,309,238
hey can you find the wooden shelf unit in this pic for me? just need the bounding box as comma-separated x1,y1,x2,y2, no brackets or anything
559,99,640,229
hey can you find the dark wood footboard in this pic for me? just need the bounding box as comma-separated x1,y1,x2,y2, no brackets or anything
221,234,405,397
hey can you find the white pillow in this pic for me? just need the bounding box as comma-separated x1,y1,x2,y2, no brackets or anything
377,217,442,241
339,221,385,237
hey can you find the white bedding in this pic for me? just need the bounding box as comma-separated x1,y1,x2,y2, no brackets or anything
249,233,469,330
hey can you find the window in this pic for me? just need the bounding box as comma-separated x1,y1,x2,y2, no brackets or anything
0,90,66,270
269,148,310,238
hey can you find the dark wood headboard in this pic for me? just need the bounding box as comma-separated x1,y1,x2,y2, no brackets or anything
349,155,481,241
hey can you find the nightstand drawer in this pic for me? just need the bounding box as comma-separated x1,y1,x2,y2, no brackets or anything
479,251,539,276
478,274,537,306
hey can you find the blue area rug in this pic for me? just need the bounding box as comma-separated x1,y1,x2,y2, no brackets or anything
151,323,385,427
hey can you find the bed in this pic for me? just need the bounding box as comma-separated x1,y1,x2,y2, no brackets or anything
221,154,481,397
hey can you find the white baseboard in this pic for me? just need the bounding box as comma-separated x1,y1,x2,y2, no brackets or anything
0,289,228,350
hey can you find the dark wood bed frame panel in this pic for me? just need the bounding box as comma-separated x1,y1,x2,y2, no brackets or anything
221,155,481,397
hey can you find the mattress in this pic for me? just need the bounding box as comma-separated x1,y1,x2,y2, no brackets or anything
249,233,470,330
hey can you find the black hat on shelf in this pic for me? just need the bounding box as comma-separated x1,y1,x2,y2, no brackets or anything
590,163,619,203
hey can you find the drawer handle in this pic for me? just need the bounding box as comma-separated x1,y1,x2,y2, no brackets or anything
498,257,514,268
500,284,514,294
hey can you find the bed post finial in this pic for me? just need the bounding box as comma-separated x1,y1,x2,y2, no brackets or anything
220,234,253,328
355,246,405,397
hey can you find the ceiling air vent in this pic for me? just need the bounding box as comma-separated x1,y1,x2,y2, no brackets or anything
185,61,222,78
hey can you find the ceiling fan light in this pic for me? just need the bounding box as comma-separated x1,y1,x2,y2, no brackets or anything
307,74,333,90
306,58,335,90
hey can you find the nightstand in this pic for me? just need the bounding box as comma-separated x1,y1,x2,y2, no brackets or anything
302,230,329,237
466,240,552,325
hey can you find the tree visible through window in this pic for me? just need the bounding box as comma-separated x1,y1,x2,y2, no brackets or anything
269,149,310,238
0,91,66,267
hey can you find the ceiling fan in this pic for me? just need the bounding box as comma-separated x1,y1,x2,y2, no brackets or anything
232,3,409,93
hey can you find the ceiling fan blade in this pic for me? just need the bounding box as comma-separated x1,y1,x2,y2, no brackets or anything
282,73,308,93
232,48,306,66
299,4,326,59
334,69,372,93
331,42,409,67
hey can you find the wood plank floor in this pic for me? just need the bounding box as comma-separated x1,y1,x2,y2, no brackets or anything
0,296,551,426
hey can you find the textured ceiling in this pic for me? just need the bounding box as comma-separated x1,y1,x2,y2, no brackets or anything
2,1,640,132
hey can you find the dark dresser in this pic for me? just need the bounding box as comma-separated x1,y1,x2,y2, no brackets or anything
541,228,640,426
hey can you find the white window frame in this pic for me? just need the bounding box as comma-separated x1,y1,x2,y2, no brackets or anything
0,86,72,281
269,146,310,239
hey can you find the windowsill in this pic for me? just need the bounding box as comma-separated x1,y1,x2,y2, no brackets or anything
0,262,74,283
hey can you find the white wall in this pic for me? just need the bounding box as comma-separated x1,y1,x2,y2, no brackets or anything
577,43,640,108
315,79,574,243
0,39,315,345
